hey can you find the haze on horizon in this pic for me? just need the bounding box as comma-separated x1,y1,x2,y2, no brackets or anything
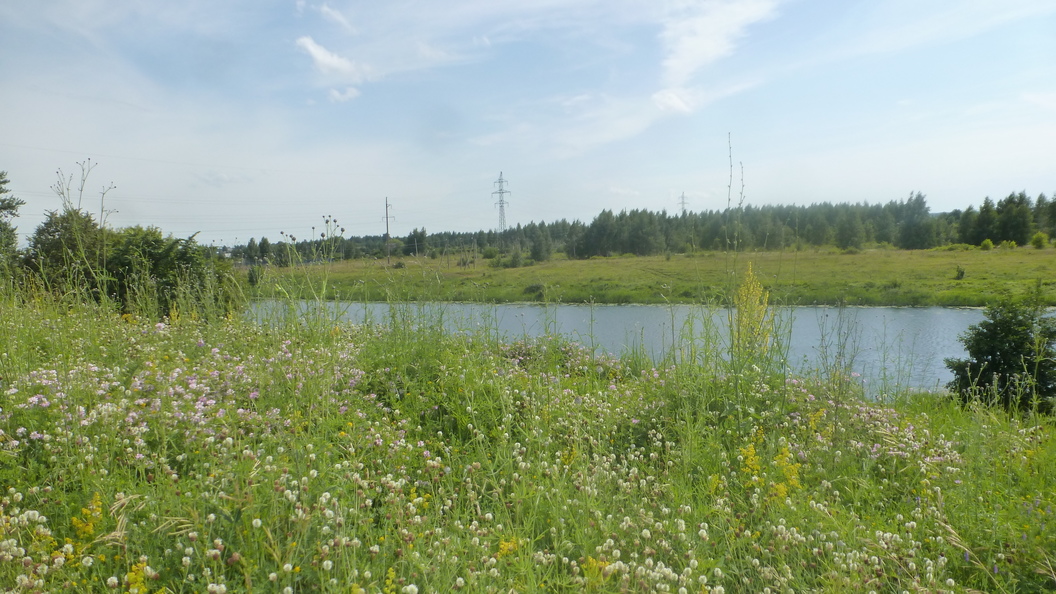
1,0,1054,247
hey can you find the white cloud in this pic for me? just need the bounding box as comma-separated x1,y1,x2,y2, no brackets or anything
328,87,360,102
659,0,779,88
295,36,369,81
320,3,355,33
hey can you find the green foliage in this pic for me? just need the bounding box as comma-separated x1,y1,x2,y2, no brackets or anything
980,238,994,250
0,170,25,271
3,292,1056,592
24,208,240,318
25,207,107,292
945,291,1056,411
1031,231,1049,249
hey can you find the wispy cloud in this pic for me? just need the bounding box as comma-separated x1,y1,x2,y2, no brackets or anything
319,3,355,33
659,0,779,88
295,36,370,81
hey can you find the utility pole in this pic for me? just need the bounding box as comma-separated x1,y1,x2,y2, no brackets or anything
383,197,395,266
492,172,510,237
679,192,688,215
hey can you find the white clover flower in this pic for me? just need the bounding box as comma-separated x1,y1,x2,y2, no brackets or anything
107,576,119,588
81,556,94,568
252,518,262,528
322,560,333,571
282,563,293,572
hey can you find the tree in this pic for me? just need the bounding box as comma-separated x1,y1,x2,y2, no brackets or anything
945,291,1056,412
245,237,260,263
995,191,1034,246
25,207,106,291
404,228,427,256
0,171,25,269
835,210,865,250
896,192,938,249
972,198,998,246
527,223,552,262
258,236,271,262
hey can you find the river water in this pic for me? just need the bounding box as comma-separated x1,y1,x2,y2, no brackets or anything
263,302,984,394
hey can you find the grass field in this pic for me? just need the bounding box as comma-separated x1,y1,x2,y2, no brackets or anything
261,246,1056,306
2,269,1056,592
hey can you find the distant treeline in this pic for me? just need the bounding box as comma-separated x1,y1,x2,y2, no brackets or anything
232,191,1056,266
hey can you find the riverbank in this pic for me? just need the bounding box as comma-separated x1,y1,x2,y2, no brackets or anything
2,290,1054,592
255,245,1056,306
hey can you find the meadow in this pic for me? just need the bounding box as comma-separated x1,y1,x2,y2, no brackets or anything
1,268,1055,593
271,246,1056,306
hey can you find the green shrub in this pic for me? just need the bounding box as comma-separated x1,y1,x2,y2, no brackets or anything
980,238,994,250
1031,231,1049,249
945,291,1056,411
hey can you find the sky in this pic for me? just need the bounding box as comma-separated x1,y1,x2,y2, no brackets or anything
1,0,1055,247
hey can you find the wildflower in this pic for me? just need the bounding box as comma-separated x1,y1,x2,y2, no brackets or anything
252,518,262,528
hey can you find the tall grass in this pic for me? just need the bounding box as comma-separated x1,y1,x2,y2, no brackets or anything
1,263,1055,593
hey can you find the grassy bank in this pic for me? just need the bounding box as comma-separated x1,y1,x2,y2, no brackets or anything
258,246,1056,306
2,276,1055,593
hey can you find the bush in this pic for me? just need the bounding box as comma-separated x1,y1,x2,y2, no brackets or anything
980,238,994,251
945,292,1056,412
1031,231,1049,249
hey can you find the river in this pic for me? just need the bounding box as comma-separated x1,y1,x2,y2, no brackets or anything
260,301,984,394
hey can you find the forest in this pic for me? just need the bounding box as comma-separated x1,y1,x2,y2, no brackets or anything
231,191,1055,267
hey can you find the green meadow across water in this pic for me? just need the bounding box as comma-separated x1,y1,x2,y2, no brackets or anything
2,267,1055,593
264,246,1056,306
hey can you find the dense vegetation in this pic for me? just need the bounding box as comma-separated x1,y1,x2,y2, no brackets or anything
2,266,1056,593
1,164,240,319
945,290,1056,412
3,164,1056,592
229,191,1055,266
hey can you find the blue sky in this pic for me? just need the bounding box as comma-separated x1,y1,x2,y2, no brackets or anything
1,0,1054,246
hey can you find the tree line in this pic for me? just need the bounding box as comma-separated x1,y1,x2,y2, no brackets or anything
231,190,1055,267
